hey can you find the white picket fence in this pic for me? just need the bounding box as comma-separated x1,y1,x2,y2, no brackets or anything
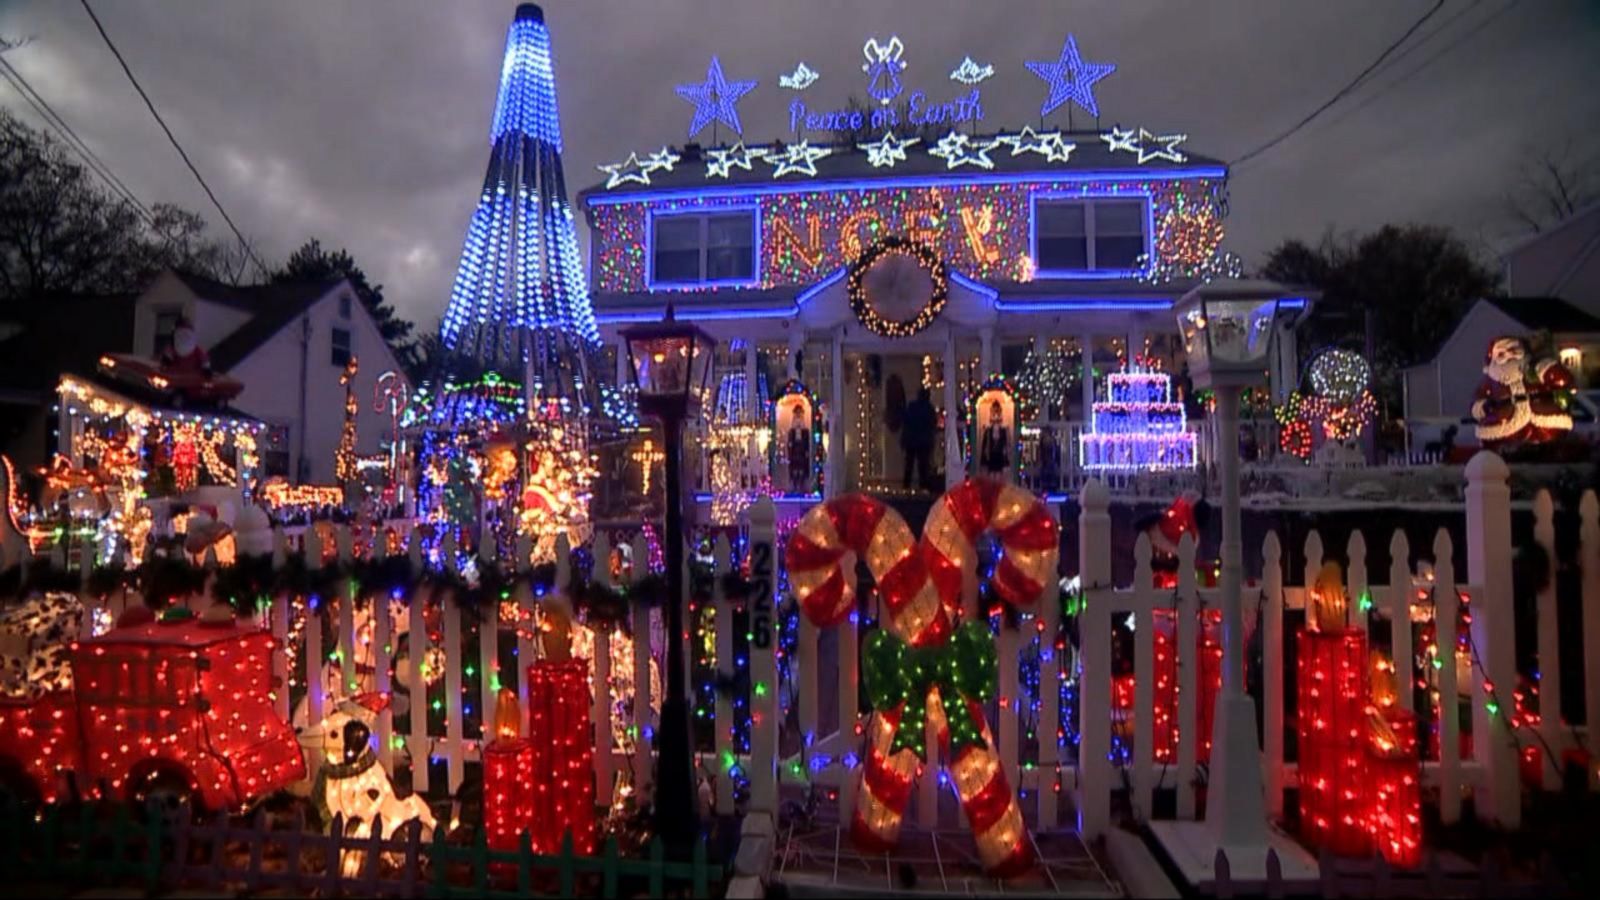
6,451,1598,847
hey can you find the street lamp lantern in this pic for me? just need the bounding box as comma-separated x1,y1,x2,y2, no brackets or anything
618,302,713,855
622,305,715,422
1173,288,1283,389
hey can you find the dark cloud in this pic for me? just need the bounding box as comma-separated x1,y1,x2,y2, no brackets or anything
3,0,1598,326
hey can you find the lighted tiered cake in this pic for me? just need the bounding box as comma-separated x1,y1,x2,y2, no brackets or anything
1078,370,1197,470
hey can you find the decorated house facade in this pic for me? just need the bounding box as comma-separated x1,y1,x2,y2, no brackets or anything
578,44,1308,503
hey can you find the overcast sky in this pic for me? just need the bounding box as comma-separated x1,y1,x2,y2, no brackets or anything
2,1,1598,325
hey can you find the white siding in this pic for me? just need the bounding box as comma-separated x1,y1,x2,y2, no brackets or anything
226,285,406,484
1404,302,1525,422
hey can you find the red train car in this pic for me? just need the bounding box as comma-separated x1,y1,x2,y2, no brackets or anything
0,607,304,812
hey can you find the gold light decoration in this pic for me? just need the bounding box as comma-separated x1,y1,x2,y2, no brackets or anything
847,236,948,339
629,437,665,494
335,357,360,483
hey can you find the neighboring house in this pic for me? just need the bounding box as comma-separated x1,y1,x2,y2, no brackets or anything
0,270,407,486
132,271,407,484
1402,296,1600,421
1503,201,1600,314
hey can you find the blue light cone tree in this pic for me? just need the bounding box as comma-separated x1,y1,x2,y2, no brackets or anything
437,3,627,437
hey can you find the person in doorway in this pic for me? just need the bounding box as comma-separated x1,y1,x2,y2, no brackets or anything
1037,425,1061,492
979,399,1010,475
786,403,811,493
901,388,937,491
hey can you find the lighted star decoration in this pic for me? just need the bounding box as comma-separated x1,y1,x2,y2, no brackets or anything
995,126,1076,163
1101,126,1139,154
858,131,920,168
675,56,758,138
642,146,682,175
928,130,1000,170
949,56,995,85
1025,34,1115,119
779,62,819,90
705,141,768,178
1136,128,1187,163
597,152,652,189
769,140,833,178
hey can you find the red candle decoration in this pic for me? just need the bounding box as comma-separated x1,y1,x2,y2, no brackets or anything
526,659,596,855
1108,610,1223,765
1296,627,1371,858
1367,709,1421,868
483,738,536,852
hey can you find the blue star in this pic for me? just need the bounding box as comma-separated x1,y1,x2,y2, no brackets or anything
675,57,758,139
1025,35,1115,119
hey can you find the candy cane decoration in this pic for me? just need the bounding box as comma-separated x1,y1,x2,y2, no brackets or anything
786,478,1059,877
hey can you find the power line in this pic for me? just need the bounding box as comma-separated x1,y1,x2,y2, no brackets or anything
0,55,153,221
77,0,268,277
1300,0,1521,142
1231,0,1446,168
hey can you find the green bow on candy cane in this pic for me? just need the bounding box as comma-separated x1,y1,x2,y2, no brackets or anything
863,620,997,761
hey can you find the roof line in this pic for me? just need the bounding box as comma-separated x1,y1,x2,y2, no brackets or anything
1549,223,1600,298
584,166,1228,206
1502,198,1600,257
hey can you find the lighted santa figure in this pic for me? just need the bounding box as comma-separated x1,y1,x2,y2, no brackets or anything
1134,491,1220,589
160,318,211,377
101,317,243,404
1470,337,1574,447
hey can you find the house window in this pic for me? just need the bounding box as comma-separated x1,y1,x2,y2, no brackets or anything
649,210,757,286
331,327,353,366
262,425,291,478
338,293,352,319
1032,197,1150,274
153,307,183,355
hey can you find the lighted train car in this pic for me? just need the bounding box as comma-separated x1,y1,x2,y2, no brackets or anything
0,604,304,812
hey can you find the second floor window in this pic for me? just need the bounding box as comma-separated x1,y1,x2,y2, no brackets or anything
650,210,757,287
331,327,353,366
1033,197,1149,275
153,307,183,355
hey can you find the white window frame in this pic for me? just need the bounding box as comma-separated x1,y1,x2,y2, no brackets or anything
1030,193,1152,279
646,206,760,289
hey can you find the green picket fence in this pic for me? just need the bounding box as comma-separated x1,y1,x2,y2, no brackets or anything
0,800,723,898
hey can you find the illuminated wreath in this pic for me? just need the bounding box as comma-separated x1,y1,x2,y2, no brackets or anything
847,236,948,338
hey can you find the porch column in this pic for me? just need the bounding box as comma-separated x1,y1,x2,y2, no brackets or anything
1128,324,1145,367
743,339,759,421
944,329,962,488
614,337,629,387
828,330,844,497
1080,331,1096,421
979,326,996,377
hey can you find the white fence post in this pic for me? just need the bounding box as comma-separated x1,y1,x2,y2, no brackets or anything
1533,490,1563,789
304,526,327,736
1262,531,1284,819
1348,531,1369,639
713,534,735,815
1077,479,1111,839
1464,451,1519,828
1583,491,1600,790
1435,530,1461,825
1176,533,1199,819
336,526,357,699
589,532,614,805
375,547,394,772
1036,501,1063,829
271,527,291,725
1131,534,1154,822
1389,530,1413,716
515,533,534,736
479,535,504,753
441,532,465,796
748,497,779,816
630,533,654,802
407,528,431,795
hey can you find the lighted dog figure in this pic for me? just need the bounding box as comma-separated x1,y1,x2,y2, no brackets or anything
312,692,436,864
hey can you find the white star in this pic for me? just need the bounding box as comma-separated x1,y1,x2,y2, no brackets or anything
1136,128,1187,164
597,152,651,189
994,125,1075,163
1038,132,1077,163
705,142,768,178
642,146,682,175
769,141,833,178
1101,127,1139,155
928,131,1000,170
857,131,920,168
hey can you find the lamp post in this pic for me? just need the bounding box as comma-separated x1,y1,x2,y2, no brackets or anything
621,305,714,852
1172,284,1288,853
